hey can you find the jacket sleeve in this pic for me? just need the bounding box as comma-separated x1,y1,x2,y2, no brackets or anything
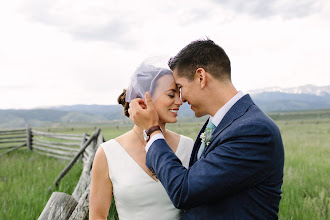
146,122,277,209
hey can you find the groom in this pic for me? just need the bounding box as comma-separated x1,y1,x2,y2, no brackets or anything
129,39,284,219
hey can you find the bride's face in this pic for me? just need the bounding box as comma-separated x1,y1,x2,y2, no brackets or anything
153,82,182,124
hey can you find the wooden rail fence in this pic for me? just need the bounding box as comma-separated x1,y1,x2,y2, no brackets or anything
31,129,88,160
0,125,28,156
0,125,90,160
38,128,105,220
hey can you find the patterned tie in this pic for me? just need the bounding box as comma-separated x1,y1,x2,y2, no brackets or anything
197,120,216,159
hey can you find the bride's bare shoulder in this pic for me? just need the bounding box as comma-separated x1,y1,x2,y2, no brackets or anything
115,130,133,146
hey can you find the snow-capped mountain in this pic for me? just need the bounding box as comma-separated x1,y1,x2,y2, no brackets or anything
249,84,330,96
249,85,330,112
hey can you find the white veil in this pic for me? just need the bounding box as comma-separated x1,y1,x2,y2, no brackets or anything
125,58,175,103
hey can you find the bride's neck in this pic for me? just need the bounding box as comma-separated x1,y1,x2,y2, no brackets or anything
133,123,167,137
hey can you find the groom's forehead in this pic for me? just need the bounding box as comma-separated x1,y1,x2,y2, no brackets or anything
173,73,184,85
172,68,179,76
173,69,191,84
172,69,184,80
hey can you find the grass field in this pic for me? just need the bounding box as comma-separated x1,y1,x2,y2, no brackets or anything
276,119,330,219
0,151,83,219
0,110,329,219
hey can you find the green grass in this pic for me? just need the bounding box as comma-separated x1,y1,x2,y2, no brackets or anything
277,119,330,219
0,111,329,219
0,150,83,219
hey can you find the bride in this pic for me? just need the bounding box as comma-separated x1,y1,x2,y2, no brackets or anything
89,59,194,220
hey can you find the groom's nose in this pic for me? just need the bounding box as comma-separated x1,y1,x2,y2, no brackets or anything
181,94,188,103
179,88,182,102
179,88,188,103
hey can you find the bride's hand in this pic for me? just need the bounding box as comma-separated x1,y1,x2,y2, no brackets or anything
128,92,159,130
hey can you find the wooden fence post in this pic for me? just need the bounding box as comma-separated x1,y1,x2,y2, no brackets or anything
38,192,77,220
80,133,87,160
68,184,91,220
26,124,32,150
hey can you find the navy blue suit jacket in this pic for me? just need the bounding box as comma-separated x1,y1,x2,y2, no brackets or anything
146,95,284,219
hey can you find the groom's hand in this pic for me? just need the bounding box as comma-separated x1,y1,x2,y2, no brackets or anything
129,92,159,130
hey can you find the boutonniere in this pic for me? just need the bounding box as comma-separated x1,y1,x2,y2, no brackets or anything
200,128,213,146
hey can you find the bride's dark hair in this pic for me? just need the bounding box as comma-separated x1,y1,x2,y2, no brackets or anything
117,89,130,117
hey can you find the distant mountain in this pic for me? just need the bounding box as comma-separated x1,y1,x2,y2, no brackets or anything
54,104,125,121
0,103,194,128
0,85,329,128
249,84,330,96
0,108,110,128
249,84,330,112
0,103,196,128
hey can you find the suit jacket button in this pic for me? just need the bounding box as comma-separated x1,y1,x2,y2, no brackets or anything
183,209,188,213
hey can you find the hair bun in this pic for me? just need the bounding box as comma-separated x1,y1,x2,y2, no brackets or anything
118,89,127,106
117,89,130,117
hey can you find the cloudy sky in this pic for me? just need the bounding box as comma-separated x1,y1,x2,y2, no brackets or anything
1,0,329,109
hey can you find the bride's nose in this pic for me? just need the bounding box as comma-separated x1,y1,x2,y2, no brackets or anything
174,93,182,106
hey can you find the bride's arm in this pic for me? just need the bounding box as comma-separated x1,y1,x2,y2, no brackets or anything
89,147,113,220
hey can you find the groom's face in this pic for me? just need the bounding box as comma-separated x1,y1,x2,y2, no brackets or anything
173,69,206,117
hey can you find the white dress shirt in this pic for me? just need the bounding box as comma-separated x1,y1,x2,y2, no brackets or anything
145,91,245,152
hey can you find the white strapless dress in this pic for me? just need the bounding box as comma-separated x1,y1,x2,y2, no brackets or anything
101,135,194,220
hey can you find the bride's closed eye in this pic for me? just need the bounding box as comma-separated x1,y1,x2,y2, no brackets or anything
166,89,177,98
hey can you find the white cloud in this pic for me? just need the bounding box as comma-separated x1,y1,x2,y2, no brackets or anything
212,0,325,19
0,0,329,109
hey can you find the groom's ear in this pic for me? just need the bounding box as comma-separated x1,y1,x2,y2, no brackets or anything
196,68,207,89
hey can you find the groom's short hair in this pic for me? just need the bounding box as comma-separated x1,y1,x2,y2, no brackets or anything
168,38,231,81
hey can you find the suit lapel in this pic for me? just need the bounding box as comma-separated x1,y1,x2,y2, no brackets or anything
189,119,209,167
202,94,255,157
